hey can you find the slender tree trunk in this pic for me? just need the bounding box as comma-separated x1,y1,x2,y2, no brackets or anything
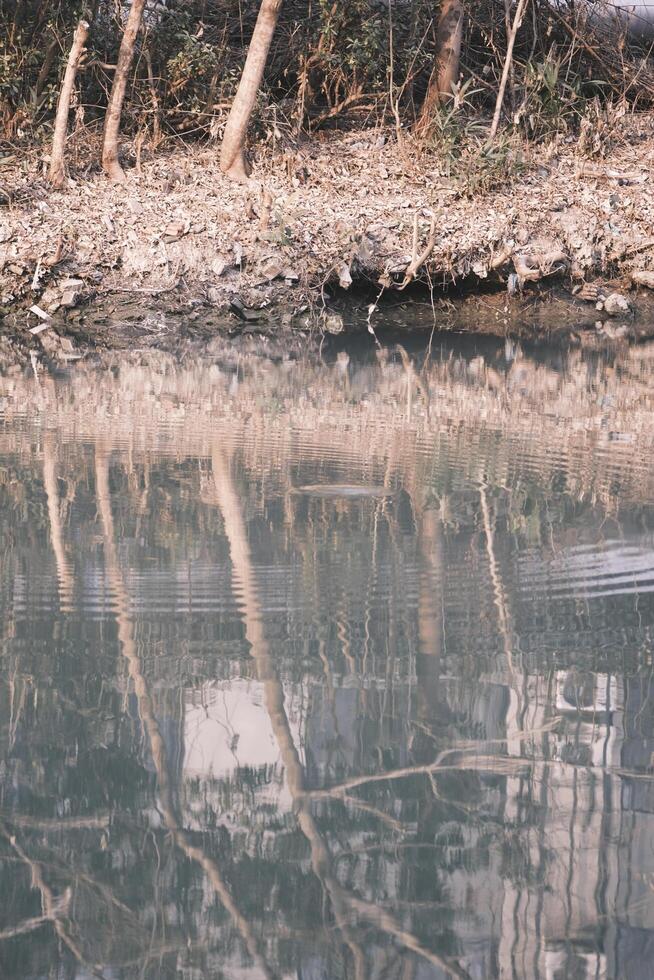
42,433,75,610
417,0,464,131
220,0,283,181
35,36,59,98
102,0,147,182
489,0,529,140
143,47,161,145
48,20,89,189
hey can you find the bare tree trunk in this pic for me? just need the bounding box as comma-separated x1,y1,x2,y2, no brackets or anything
489,0,529,140
102,0,147,182
220,0,283,181
48,20,89,189
143,47,161,145
36,36,60,98
417,0,464,132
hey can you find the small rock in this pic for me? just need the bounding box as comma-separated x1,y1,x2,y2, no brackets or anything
59,278,85,308
632,269,654,289
162,219,190,243
259,258,285,282
40,285,62,313
324,314,344,335
602,292,632,316
59,277,84,291
337,262,353,290
0,223,12,244
211,254,232,276
229,297,262,322
60,291,80,308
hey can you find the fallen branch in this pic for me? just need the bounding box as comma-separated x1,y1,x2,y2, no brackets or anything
0,915,49,941
309,91,377,129
513,248,568,283
1,811,110,831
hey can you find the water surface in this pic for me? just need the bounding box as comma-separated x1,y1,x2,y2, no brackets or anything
1,335,654,979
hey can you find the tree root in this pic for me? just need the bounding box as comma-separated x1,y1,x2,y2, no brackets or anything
398,212,437,289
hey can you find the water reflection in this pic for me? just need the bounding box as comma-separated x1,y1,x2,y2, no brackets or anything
1,336,654,978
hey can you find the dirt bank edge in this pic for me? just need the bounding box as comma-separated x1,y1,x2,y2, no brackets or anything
3,124,654,351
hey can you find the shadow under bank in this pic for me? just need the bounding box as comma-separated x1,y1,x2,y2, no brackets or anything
3,279,654,367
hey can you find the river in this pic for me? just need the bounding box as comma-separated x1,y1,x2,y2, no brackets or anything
1,332,654,979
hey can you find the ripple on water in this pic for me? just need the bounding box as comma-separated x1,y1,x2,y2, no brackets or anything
2,340,654,979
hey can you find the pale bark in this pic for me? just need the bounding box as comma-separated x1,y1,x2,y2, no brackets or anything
48,20,89,189
220,0,283,181
489,0,530,140
94,447,273,978
416,506,443,725
102,0,147,182
210,445,470,980
417,0,464,130
43,433,75,610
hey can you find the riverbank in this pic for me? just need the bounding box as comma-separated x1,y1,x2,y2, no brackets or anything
2,114,654,353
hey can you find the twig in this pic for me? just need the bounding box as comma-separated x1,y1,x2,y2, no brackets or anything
0,915,49,941
99,280,180,296
489,0,529,140
0,821,108,979
143,47,161,145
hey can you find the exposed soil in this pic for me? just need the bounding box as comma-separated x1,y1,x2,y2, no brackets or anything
2,116,654,357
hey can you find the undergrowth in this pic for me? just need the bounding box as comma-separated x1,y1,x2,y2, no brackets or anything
0,0,647,168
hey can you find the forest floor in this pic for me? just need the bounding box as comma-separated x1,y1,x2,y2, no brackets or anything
2,113,654,357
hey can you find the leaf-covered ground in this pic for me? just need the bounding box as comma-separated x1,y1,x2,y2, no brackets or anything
2,117,654,341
